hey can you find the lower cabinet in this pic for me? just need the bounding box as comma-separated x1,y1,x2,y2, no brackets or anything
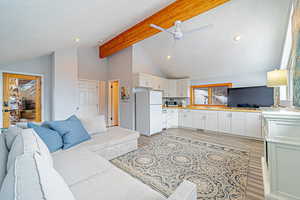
166,109,179,128
192,110,206,129
179,109,193,128
245,113,261,138
162,110,167,129
218,111,232,133
205,111,218,132
231,112,246,136
166,108,262,139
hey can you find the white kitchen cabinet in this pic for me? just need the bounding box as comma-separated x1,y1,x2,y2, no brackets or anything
133,73,153,88
152,76,164,91
176,79,190,97
133,72,190,98
161,78,169,97
166,108,262,139
192,110,206,129
162,110,167,129
179,109,193,128
245,113,261,138
262,110,300,200
166,109,179,128
218,111,232,133
231,112,246,136
168,80,177,97
205,111,219,132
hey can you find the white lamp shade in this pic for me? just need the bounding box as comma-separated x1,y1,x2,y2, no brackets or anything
267,69,288,87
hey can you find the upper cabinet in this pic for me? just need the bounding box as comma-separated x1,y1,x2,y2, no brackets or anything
133,73,190,98
167,79,177,97
152,76,165,91
176,79,190,98
133,73,153,88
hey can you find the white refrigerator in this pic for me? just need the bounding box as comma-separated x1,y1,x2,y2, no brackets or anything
135,90,163,136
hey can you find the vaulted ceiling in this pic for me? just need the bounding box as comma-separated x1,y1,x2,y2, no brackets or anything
0,0,175,64
0,0,292,82
134,0,292,79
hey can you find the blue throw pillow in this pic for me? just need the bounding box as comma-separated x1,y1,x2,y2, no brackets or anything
45,115,91,149
27,123,63,153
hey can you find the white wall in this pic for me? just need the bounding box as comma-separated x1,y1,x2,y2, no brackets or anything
0,47,108,123
108,47,135,130
52,48,79,120
132,44,166,77
77,46,108,81
191,71,268,88
0,55,52,121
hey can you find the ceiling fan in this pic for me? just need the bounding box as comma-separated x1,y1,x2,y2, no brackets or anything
150,20,213,40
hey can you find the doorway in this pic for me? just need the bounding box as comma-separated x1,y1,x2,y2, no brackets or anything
2,73,42,128
108,80,119,127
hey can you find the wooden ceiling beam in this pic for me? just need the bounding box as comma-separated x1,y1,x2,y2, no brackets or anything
99,0,230,58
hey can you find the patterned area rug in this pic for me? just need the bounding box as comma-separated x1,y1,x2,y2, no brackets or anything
111,135,249,200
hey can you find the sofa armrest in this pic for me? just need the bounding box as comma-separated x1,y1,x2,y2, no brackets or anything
167,181,197,200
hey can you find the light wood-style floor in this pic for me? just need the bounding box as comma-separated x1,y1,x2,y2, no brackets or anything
139,128,264,200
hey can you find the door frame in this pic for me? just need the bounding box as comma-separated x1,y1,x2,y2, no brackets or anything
0,71,45,128
108,79,120,127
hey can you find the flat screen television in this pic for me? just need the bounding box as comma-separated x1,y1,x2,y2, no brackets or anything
228,86,274,108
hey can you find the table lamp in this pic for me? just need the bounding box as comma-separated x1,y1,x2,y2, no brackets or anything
267,69,288,107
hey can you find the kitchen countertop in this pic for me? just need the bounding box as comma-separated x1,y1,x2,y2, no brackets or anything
163,105,262,113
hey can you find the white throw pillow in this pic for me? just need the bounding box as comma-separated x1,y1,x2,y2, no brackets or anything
78,115,107,135
6,128,53,171
5,126,22,150
0,153,75,200
0,134,8,189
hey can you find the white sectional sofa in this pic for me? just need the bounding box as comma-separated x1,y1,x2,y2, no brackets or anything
0,126,197,200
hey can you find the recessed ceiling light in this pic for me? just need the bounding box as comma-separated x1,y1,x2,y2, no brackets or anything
167,55,171,60
233,35,241,41
74,37,80,43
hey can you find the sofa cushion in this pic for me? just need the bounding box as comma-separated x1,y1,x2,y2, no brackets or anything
46,115,91,149
7,129,53,170
78,115,107,135
0,134,8,189
0,153,75,200
28,122,63,153
70,164,165,200
52,148,111,186
4,126,22,150
74,127,139,152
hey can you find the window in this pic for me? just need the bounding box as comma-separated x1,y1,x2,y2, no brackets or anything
191,83,232,107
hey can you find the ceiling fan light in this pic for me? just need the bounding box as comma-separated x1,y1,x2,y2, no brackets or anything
74,37,80,43
233,35,241,41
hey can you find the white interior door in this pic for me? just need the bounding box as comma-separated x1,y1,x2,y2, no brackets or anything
77,80,99,118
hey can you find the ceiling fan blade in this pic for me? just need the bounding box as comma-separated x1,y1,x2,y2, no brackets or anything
184,24,213,35
150,24,174,35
